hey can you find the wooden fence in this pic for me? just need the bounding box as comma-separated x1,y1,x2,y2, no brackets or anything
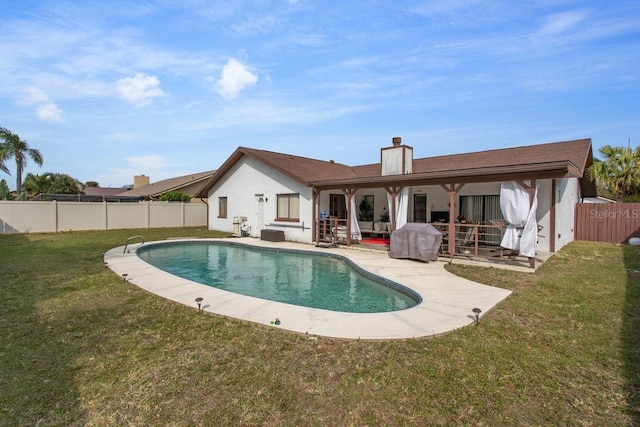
0,201,207,234
575,203,640,243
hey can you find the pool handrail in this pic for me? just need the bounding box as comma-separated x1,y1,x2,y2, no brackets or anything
123,235,145,253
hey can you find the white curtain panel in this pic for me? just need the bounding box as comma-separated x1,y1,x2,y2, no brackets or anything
499,181,539,256
500,181,530,250
386,188,409,230
396,188,409,229
349,197,362,240
519,188,539,257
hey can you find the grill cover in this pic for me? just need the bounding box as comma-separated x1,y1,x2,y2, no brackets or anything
389,223,443,262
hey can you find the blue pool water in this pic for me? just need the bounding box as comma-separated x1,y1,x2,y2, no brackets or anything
137,241,420,313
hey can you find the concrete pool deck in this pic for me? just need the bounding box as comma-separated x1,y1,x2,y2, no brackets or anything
104,238,513,340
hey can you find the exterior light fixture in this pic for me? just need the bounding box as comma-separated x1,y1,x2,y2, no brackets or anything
195,297,203,314
122,273,128,282
472,307,482,325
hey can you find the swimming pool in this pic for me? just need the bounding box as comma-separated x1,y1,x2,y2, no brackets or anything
137,241,420,313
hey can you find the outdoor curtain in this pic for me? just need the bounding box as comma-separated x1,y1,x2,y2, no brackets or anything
500,181,539,258
387,187,409,230
349,197,362,241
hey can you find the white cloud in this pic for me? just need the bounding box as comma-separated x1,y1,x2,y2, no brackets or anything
95,155,171,187
26,87,50,104
125,155,169,170
36,103,64,122
536,10,586,37
215,59,258,100
116,73,165,106
20,87,64,122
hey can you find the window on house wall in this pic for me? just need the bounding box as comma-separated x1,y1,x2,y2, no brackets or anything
459,195,502,223
413,194,427,223
358,194,374,221
218,197,227,218
329,194,346,219
276,193,300,221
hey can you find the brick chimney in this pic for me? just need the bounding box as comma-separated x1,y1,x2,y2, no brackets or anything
133,175,150,188
381,137,413,176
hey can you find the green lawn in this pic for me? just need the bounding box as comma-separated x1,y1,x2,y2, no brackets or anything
1,228,638,426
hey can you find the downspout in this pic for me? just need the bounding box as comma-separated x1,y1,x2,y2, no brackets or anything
200,198,209,229
312,188,319,243
550,180,556,253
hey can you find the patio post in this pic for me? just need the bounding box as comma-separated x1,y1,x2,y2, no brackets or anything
440,183,465,257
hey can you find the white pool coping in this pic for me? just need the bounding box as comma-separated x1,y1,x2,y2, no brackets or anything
104,238,512,340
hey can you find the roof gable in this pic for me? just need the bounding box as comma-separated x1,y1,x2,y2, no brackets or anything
195,147,357,197
196,138,594,196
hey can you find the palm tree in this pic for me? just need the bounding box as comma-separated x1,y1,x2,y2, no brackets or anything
22,172,81,197
22,172,54,198
0,127,44,193
588,143,640,201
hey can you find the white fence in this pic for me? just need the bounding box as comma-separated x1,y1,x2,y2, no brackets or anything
0,201,207,234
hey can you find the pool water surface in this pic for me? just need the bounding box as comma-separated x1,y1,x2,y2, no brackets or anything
137,241,420,313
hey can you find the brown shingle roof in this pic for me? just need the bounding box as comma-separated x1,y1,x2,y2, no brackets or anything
83,187,128,197
196,139,594,196
195,147,357,197
314,138,593,189
120,170,216,198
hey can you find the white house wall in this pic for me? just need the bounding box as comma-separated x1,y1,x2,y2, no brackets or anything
207,157,313,243
207,156,580,252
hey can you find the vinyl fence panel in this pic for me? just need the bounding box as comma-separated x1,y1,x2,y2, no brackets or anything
0,201,207,234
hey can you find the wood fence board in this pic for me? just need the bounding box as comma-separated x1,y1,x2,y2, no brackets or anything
575,203,640,243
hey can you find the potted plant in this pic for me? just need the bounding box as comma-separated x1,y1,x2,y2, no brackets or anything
377,210,390,231
358,199,374,221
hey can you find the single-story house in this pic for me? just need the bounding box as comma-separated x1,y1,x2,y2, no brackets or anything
195,138,595,263
119,170,216,202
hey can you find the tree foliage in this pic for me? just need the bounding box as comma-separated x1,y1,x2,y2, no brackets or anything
0,179,12,200
588,144,640,202
158,190,191,202
0,127,44,193
22,172,82,197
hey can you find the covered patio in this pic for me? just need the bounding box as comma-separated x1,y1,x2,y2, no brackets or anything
309,138,594,269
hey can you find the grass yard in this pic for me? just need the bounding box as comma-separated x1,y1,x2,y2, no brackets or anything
1,228,639,426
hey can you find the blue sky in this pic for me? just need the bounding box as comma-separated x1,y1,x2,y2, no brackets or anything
1,0,639,189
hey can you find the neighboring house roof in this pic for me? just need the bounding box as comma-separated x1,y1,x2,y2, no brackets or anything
196,139,595,197
119,170,216,198
83,187,128,197
32,193,142,202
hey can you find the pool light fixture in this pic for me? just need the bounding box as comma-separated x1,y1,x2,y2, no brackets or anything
472,307,482,325
195,297,203,314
